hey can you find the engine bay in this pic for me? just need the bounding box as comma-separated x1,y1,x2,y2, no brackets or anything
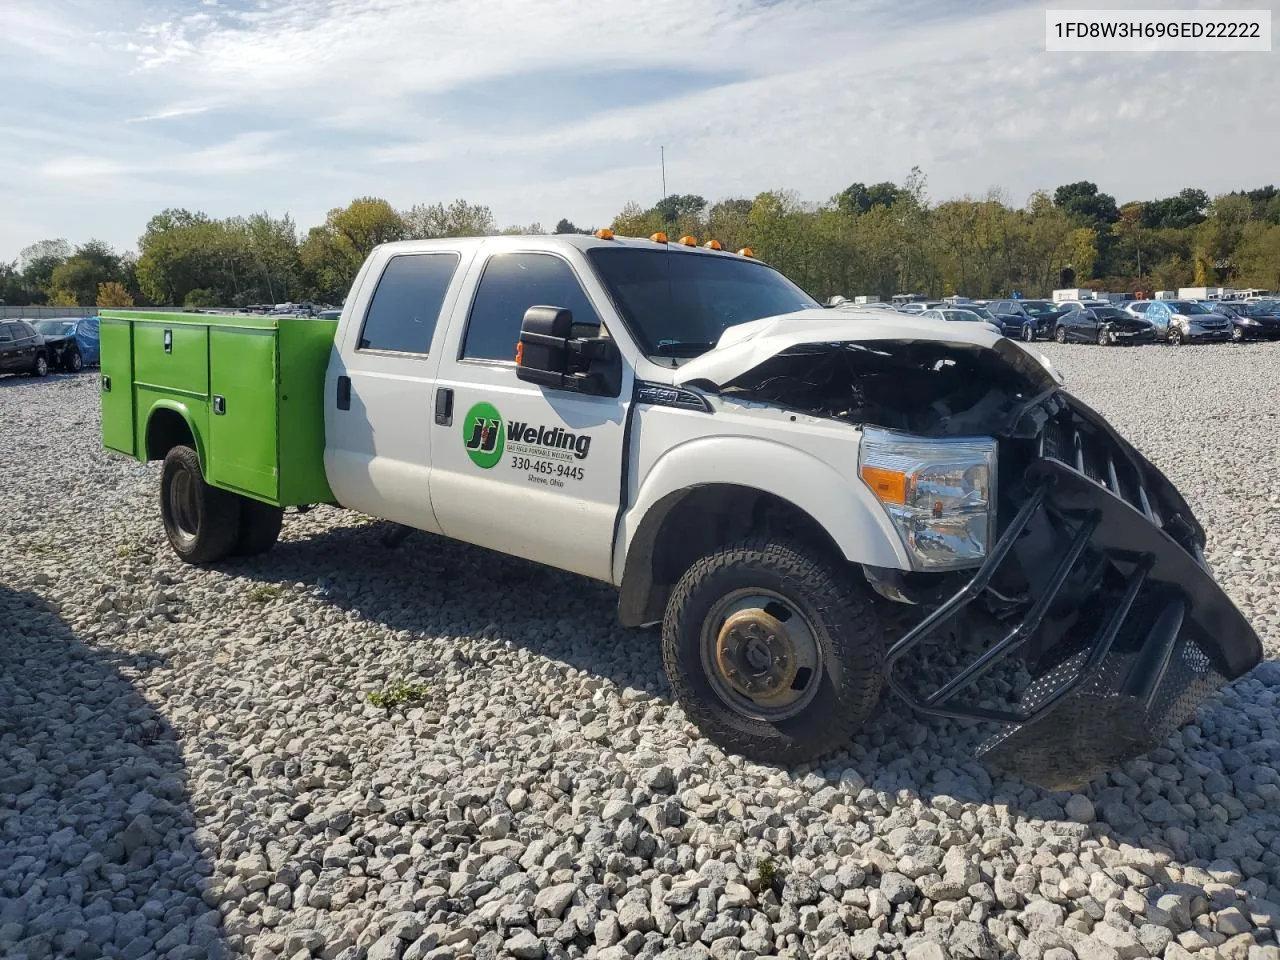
713,338,1061,437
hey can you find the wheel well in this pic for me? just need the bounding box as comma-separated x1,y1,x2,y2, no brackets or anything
617,484,846,628
145,409,195,462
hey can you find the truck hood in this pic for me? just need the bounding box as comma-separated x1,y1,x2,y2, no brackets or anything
670,308,1063,390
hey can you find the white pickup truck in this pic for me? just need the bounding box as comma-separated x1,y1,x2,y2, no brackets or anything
100,232,1261,788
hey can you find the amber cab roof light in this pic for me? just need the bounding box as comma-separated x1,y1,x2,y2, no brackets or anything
650,232,668,244
594,228,615,240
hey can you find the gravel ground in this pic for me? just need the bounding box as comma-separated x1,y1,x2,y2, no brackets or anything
1,340,1278,960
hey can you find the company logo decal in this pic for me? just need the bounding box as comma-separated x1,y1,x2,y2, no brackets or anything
462,402,504,469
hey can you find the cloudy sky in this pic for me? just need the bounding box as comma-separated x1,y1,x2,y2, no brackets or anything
1,0,1277,260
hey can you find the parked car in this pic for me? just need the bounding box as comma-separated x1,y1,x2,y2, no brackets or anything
1210,300,1280,341
1142,300,1232,344
0,320,49,377
1053,305,1155,345
33,316,100,371
919,308,1002,335
896,300,946,314
985,299,1066,341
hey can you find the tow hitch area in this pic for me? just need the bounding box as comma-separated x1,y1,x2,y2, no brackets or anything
882,400,1262,791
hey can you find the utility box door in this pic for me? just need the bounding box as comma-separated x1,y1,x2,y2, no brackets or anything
100,318,135,455
207,326,279,502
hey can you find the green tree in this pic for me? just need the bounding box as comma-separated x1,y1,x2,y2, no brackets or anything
654,193,706,225
1233,223,1280,289
18,238,71,302
1053,182,1119,228
403,199,495,239
301,198,406,302
96,281,134,307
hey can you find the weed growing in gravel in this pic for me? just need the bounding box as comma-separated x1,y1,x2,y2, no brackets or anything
115,544,136,558
368,679,431,710
246,584,284,603
756,856,781,892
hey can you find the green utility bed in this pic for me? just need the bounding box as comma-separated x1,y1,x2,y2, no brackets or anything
99,310,337,507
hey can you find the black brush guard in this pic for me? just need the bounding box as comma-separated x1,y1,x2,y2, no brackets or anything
882,401,1262,791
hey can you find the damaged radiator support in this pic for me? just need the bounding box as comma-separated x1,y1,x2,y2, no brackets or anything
881,442,1261,792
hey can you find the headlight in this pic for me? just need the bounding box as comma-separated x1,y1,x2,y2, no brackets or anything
858,428,997,571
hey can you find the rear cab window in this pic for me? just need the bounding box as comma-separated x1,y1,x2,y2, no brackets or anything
357,253,461,355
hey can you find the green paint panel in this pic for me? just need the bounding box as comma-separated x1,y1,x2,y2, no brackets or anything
277,318,338,505
133,323,209,397
207,327,279,501
97,310,338,508
100,319,135,455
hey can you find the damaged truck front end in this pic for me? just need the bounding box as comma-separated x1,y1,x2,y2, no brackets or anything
711,334,1262,789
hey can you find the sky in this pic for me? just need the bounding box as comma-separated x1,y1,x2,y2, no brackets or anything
1,0,1278,261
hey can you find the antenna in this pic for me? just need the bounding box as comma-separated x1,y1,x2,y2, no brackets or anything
660,145,667,202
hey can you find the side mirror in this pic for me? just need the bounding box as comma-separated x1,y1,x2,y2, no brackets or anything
516,306,620,397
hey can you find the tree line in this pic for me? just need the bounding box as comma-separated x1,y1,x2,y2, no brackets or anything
4,172,1279,309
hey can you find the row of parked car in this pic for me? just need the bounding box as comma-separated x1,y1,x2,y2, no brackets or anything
836,296,1280,346
0,316,101,378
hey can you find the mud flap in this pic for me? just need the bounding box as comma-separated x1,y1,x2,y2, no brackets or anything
883,458,1261,790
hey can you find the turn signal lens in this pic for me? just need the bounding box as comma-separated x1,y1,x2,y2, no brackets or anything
678,235,697,246
704,239,722,250
515,342,524,365
650,232,668,243
594,228,615,240
738,247,754,258
860,465,907,505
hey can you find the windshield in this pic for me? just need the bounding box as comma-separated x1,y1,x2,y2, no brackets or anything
34,320,76,336
947,310,983,322
586,247,819,356
965,306,994,320
1020,300,1059,317
1170,301,1210,315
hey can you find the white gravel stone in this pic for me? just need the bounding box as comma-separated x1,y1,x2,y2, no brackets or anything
3,343,1280,960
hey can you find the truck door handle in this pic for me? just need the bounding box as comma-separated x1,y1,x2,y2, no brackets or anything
213,395,226,415
336,375,351,411
435,387,453,426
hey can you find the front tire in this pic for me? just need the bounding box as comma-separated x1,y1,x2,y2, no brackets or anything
1097,327,1111,346
1054,325,1067,344
32,353,49,377
1231,325,1244,343
160,445,241,564
1167,327,1184,346
662,538,884,764
66,349,84,372
1021,324,1035,342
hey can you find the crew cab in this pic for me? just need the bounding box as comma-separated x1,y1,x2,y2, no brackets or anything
99,233,1261,788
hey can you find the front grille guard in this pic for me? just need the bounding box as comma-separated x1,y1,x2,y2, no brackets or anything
880,452,1259,789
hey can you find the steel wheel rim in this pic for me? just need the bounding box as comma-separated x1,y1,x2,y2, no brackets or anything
70,352,83,371
170,468,200,540
36,356,47,375
699,588,823,722
1098,328,1109,346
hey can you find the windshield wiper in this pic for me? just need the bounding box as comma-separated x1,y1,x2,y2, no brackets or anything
653,339,717,357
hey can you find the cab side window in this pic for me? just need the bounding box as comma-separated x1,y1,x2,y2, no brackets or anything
357,253,460,355
463,253,602,363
